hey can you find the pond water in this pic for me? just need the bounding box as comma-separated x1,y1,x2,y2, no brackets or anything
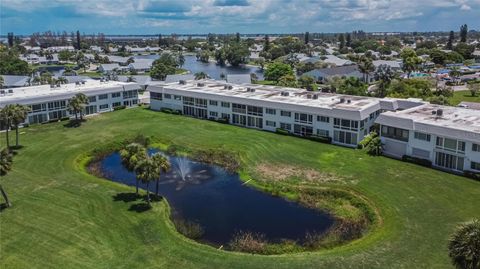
96,151,334,246
134,55,264,80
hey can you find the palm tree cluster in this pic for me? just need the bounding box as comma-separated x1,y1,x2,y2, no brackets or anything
119,143,170,206
0,104,30,149
448,219,480,269
0,148,13,207
68,93,89,121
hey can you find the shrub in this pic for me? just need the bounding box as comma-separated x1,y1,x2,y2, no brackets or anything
464,170,480,181
402,155,432,167
160,108,174,114
358,131,378,149
113,105,126,111
275,128,290,135
307,135,332,144
172,218,204,239
228,231,267,254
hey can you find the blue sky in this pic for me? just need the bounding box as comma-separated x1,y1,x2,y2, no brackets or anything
1,0,479,35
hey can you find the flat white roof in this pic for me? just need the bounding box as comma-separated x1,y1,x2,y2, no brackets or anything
0,80,139,106
154,79,380,111
376,104,480,141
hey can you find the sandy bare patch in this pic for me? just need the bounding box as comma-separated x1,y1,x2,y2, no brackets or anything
255,163,340,183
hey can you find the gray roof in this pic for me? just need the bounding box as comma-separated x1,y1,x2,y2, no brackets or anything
304,65,361,78
323,55,352,66
458,101,480,110
1,75,30,87
117,75,152,85
100,63,121,72
226,74,251,84
128,60,154,70
164,74,195,83
373,60,402,69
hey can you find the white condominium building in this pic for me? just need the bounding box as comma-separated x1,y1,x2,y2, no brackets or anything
376,104,480,173
0,80,141,125
148,80,420,147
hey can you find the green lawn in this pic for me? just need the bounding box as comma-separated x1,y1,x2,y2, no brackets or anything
1,108,479,268
449,90,480,105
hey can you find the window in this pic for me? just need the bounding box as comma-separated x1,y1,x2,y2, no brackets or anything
112,102,121,107
164,94,171,99
473,144,480,152
280,122,291,131
98,94,108,100
209,100,218,106
334,130,358,145
266,120,276,127
293,124,313,136
232,103,246,114
247,105,263,116
221,113,229,119
280,110,291,117
334,118,358,131
317,116,329,123
150,92,162,100
88,96,96,103
123,90,138,99
294,113,313,124
209,111,218,117
195,98,207,108
247,116,263,128
221,102,230,108
436,137,465,153
381,125,409,142
48,100,66,110
471,161,480,171
414,132,431,142
30,103,46,112
111,92,121,98
174,95,182,100
183,97,194,105
435,152,464,171
266,108,276,115
99,104,109,110
317,129,329,137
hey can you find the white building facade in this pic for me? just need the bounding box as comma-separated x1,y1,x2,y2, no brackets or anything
376,104,480,173
148,80,399,147
0,81,141,125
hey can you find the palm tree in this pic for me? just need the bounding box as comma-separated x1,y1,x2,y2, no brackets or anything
448,219,480,269
0,75,4,88
119,143,147,196
374,64,395,97
194,72,209,80
11,104,30,148
449,67,462,85
56,77,68,84
135,158,157,205
0,148,13,207
151,153,170,197
68,93,89,121
366,136,383,156
0,105,15,149
358,57,375,83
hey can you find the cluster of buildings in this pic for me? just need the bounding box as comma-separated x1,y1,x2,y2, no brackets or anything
1,79,479,176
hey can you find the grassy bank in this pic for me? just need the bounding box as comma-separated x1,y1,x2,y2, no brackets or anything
448,90,480,105
1,107,479,268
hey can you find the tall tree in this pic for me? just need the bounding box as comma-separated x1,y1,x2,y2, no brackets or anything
0,105,15,149
448,219,480,269
235,32,241,43
374,64,395,97
7,32,14,47
460,24,468,43
0,148,13,207
135,158,157,205
263,35,270,52
76,30,81,50
358,57,375,83
447,31,455,50
68,93,89,121
11,104,30,148
151,153,170,197
119,143,147,196
338,34,346,50
304,32,310,44
346,33,352,48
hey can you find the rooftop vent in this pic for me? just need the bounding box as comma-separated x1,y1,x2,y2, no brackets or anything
197,82,205,87
50,84,55,88
179,80,186,85
436,109,443,117
224,85,233,90
339,97,345,103
8,89,13,94
99,79,104,83
81,81,86,85
0,90,5,95
312,95,318,99
347,99,351,103
306,94,312,99
280,91,289,96
246,87,256,92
